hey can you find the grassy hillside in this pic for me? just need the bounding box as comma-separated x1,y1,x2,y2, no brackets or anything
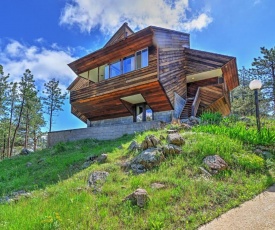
0,117,274,230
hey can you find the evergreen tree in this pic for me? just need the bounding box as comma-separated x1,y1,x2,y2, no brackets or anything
10,69,37,154
0,65,10,157
42,78,67,132
252,47,275,114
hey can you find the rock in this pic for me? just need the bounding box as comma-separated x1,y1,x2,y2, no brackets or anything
130,164,146,174
20,148,31,155
167,129,177,134
140,135,160,150
162,144,182,156
150,135,160,147
181,123,192,130
167,133,185,146
203,155,228,173
199,167,212,177
188,116,200,125
159,135,165,140
96,154,108,164
1,190,32,204
151,183,166,189
120,161,131,171
86,155,97,161
81,161,93,169
128,141,140,152
26,162,32,167
87,171,109,192
262,151,272,159
123,188,149,208
131,148,164,170
254,149,263,155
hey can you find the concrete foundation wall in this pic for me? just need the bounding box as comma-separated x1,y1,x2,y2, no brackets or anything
48,121,162,147
154,110,173,122
88,116,133,127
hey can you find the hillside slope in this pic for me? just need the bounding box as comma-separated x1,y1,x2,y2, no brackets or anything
0,121,274,230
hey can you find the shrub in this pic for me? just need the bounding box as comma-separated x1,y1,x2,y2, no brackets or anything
234,153,265,172
200,112,223,125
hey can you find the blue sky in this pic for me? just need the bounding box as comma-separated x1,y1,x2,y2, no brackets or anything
1,0,274,131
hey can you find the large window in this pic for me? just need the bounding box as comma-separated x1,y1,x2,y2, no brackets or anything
110,60,121,78
123,54,135,74
82,47,149,82
136,48,148,69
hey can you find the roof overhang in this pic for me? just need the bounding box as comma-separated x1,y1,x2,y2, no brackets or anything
187,69,223,83
68,27,154,75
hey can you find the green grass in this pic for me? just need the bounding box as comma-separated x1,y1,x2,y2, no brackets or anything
0,123,274,230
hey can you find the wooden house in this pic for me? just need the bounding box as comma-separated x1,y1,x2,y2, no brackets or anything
67,23,239,126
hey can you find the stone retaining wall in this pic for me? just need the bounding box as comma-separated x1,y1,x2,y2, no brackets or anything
48,121,162,147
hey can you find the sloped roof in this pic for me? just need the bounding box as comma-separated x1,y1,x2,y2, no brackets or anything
104,22,134,47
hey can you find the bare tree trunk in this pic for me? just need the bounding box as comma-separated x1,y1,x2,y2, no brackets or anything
11,99,24,155
33,130,37,151
24,109,29,148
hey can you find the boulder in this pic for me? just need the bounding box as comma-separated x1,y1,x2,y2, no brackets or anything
140,135,160,150
87,171,109,192
20,148,31,155
123,188,149,207
162,144,182,156
81,161,93,169
96,154,108,164
151,183,166,189
131,148,164,170
128,141,140,152
203,155,228,173
188,116,200,126
166,133,185,146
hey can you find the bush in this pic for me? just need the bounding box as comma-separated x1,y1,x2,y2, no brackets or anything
234,153,265,172
200,112,223,125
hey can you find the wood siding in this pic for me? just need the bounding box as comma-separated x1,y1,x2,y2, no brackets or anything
222,58,239,90
104,23,134,47
72,81,172,121
70,46,173,121
158,48,187,107
69,28,154,74
152,27,190,49
207,97,231,116
67,77,90,91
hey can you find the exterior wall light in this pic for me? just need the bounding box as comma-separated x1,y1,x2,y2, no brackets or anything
249,79,262,132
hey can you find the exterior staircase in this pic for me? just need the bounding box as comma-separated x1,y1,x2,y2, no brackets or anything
180,97,194,119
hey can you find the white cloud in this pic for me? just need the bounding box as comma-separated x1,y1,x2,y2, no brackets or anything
183,13,213,31
59,0,212,34
0,40,77,91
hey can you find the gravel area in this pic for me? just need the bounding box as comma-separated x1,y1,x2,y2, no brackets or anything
199,184,275,230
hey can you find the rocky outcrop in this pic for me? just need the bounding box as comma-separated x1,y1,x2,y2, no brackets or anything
140,135,160,150
151,183,166,189
82,154,108,169
162,144,182,156
123,188,149,207
203,155,228,174
130,148,164,173
87,171,109,192
20,149,32,155
166,133,185,146
128,141,140,152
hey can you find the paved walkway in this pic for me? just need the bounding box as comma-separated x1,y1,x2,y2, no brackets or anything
199,184,275,230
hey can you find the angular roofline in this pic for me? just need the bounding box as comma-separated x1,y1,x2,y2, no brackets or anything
104,22,135,47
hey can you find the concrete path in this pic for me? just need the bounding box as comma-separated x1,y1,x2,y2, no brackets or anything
199,184,275,230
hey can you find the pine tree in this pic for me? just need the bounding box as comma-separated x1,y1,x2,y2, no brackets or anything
252,47,275,115
42,78,67,132
10,69,37,154
0,65,10,157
